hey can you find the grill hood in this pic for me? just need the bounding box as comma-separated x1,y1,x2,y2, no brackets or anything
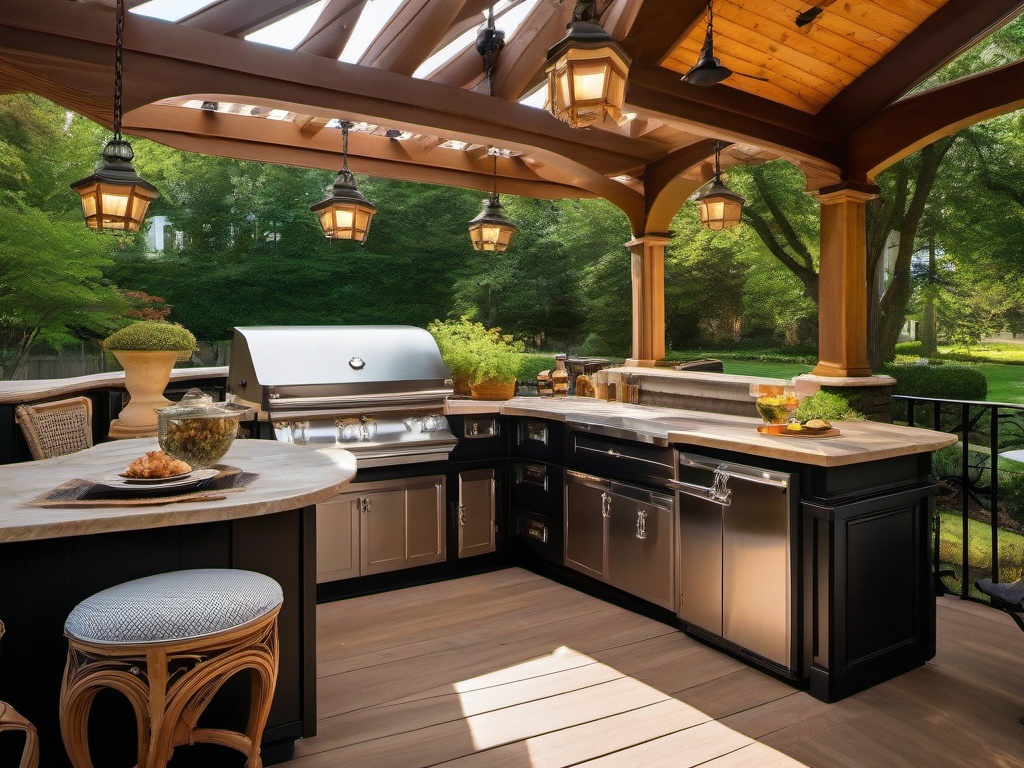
228,325,453,413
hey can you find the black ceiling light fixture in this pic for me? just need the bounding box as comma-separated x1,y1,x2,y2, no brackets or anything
71,0,159,232
310,120,377,243
468,7,516,252
796,0,837,28
695,141,745,230
683,1,768,86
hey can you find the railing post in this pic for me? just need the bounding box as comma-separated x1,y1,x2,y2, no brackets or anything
961,402,970,599
990,404,999,585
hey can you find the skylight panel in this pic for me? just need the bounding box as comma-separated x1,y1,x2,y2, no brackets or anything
132,0,218,22
412,0,540,80
245,1,326,49
518,86,548,110
338,0,406,64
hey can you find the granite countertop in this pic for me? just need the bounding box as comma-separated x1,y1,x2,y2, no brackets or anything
0,438,356,543
499,397,957,468
0,367,229,405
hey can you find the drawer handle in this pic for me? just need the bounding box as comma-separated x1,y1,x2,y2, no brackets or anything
525,521,548,543
636,509,647,540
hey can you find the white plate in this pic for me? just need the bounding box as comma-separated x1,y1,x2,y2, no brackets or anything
118,471,193,484
89,468,220,491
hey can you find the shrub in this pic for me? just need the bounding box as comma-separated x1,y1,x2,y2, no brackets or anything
579,333,613,357
519,354,556,382
792,390,863,421
881,362,988,401
104,321,197,361
895,341,924,356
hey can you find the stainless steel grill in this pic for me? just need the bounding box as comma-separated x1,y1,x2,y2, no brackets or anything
228,326,457,467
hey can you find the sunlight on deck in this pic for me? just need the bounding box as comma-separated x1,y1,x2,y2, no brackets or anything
453,646,809,767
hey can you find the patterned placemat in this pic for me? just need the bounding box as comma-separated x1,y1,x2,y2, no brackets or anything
23,466,259,508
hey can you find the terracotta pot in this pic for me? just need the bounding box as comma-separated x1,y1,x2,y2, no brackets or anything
470,380,516,401
107,350,178,438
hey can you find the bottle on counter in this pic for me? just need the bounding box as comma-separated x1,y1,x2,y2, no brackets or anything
536,370,553,397
552,354,570,397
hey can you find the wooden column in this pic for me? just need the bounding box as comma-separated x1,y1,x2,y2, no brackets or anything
625,235,669,366
812,187,876,378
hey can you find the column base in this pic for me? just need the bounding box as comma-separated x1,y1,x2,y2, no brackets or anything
795,374,897,422
107,419,159,439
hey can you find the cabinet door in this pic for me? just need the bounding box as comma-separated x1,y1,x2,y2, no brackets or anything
360,488,409,575
404,477,446,567
608,496,674,610
458,469,496,558
565,478,607,578
316,493,361,583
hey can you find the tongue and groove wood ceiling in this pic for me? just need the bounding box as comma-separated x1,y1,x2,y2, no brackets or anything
2,0,1023,232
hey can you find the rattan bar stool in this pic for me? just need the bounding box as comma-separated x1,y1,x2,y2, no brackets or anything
15,397,93,460
59,569,283,768
0,621,40,768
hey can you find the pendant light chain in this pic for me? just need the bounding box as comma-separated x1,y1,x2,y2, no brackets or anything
113,0,125,140
713,139,722,182
341,120,351,173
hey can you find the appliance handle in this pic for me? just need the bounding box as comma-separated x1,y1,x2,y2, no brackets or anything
677,453,791,490
668,479,734,506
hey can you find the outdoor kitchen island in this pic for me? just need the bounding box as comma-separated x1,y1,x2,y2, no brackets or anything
457,395,958,704
0,438,356,768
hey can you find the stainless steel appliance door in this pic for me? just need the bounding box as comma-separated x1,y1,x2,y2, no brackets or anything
564,471,609,578
677,494,724,635
721,473,792,668
606,486,675,610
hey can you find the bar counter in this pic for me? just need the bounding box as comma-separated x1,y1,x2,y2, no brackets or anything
0,439,355,768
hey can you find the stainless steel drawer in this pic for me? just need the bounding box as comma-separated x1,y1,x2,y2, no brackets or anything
511,461,563,516
568,431,674,483
516,511,563,565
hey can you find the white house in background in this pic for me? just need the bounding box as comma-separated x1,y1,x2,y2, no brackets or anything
145,216,183,255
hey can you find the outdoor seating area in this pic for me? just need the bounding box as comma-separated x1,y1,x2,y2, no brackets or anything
4,0,1024,766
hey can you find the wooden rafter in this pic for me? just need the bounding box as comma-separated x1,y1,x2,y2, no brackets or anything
820,0,1024,128
180,0,314,37
295,0,366,58
490,0,575,100
849,58,1024,179
620,0,706,64
357,0,470,75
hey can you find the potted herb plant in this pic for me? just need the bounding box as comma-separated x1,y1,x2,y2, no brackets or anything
428,318,523,400
103,321,197,437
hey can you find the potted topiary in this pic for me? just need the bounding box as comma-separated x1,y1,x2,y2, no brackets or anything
428,318,523,400
103,321,197,438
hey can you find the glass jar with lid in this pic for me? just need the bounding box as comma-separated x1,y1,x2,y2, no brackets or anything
156,388,252,468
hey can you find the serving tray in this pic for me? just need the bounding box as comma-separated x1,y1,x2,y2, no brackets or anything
758,426,841,438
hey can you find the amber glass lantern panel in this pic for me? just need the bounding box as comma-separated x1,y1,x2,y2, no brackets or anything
697,194,744,231
546,45,629,128
314,202,375,243
74,178,158,232
469,220,515,252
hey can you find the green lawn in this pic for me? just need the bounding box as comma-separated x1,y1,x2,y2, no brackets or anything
937,510,1024,596
719,359,813,380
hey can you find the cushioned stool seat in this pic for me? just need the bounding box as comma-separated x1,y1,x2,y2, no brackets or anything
60,569,283,768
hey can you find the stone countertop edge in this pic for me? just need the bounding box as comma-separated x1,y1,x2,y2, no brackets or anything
0,439,356,544
496,397,957,468
0,367,229,405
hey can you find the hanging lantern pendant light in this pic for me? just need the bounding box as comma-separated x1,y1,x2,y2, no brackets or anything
544,0,631,129
71,0,159,232
696,141,745,230
311,120,378,243
469,149,517,252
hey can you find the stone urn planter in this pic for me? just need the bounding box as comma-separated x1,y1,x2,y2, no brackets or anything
103,321,198,439
107,350,179,438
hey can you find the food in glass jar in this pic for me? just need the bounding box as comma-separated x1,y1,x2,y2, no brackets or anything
159,415,237,468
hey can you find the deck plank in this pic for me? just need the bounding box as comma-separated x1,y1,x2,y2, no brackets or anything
295,570,1024,768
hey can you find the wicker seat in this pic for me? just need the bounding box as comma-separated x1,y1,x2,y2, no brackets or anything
15,397,93,460
0,621,40,768
60,569,282,768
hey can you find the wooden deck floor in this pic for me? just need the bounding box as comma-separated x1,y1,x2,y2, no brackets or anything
290,568,1024,768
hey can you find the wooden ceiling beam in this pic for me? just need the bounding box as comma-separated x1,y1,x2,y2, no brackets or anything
2,0,664,177
625,62,846,186
819,0,1024,129
641,137,718,232
490,0,575,101
125,104,595,199
357,0,470,76
295,0,366,59
180,0,314,37
620,0,707,65
849,58,1024,180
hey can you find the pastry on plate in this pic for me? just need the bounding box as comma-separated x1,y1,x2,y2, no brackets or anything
123,451,192,478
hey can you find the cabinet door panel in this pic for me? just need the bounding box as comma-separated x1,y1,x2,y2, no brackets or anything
565,479,606,578
361,490,408,574
608,496,674,610
406,480,445,564
459,469,495,558
316,494,360,583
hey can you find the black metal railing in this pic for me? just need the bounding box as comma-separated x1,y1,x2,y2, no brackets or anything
895,395,1024,601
